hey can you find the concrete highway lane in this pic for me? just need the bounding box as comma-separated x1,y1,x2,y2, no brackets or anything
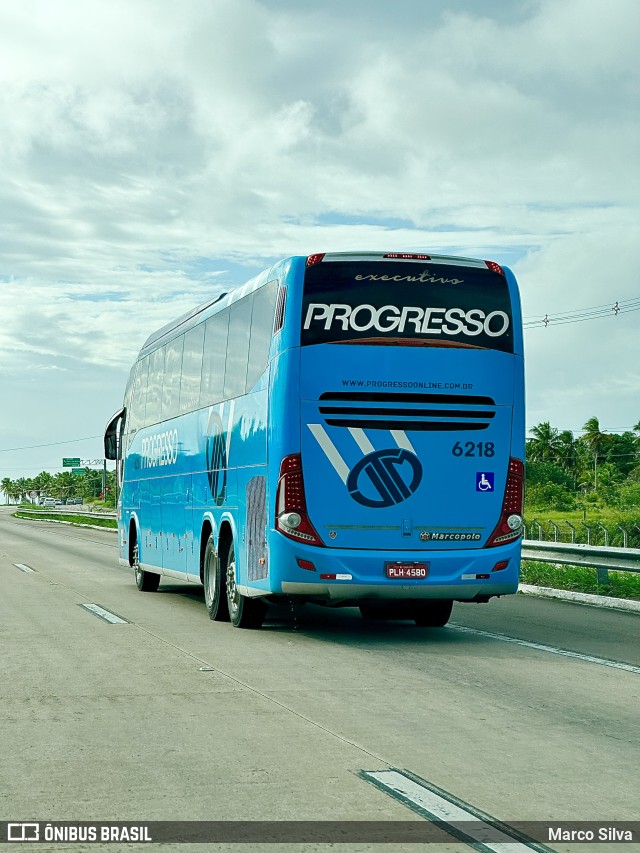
1,507,638,852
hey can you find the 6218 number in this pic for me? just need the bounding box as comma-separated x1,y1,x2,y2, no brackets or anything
452,441,495,457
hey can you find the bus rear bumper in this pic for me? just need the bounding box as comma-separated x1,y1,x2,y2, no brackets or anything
280,581,516,602
270,537,521,603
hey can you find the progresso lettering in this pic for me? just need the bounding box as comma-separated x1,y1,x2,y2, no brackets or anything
303,304,510,338
140,429,179,469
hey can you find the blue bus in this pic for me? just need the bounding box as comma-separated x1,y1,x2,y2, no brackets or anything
105,251,524,629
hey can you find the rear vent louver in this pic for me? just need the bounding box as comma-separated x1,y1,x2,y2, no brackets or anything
273,286,287,333
318,392,496,432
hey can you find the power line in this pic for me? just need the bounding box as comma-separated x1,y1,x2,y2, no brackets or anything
0,435,102,453
524,297,640,329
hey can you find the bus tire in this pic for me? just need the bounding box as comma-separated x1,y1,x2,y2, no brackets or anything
203,534,229,621
225,541,266,629
413,600,453,628
132,538,160,592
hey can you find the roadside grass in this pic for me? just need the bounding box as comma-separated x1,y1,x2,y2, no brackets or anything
13,510,117,530
521,560,640,601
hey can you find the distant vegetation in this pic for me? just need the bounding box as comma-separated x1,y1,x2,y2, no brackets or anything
1,469,116,508
525,416,640,546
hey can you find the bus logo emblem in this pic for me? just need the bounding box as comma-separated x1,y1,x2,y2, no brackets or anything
206,411,227,506
347,448,422,508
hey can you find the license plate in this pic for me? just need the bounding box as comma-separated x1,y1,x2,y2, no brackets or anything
385,561,429,579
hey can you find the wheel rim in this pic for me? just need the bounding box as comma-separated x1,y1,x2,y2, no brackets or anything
132,542,141,582
205,551,215,606
226,556,240,617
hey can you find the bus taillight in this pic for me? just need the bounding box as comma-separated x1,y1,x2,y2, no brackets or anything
306,253,325,267
485,457,524,548
276,454,325,546
484,260,505,275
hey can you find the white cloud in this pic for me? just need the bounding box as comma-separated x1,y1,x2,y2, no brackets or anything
0,0,638,476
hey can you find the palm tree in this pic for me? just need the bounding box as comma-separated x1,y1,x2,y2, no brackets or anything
557,430,580,484
580,417,611,490
526,421,562,463
1,477,14,504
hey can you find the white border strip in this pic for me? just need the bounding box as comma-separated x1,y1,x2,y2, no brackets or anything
81,604,128,624
450,625,640,675
519,584,640,613
14,563,35,573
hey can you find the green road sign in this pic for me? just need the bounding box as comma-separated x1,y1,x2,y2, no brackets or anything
72,468,85,475
63,458,81,467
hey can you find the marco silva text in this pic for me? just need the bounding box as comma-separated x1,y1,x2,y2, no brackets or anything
548,826,635,843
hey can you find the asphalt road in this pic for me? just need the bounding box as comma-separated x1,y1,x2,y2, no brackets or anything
1,507,638,852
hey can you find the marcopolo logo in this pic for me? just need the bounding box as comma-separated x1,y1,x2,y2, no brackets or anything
347,448,423,508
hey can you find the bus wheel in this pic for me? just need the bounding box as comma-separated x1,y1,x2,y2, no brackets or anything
203,534,229,621
225,542,266,629
413,600,453,628
132,538,160,592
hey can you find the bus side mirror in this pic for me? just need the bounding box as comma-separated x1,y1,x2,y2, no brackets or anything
104,407,125,460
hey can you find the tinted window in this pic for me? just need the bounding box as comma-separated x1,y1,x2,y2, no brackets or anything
180,323,205,413
162,336,184,420
146,346,165,425
131,356,149,430
201,311,229,406
302,261,514,353
223,295,253,399
246,281,278,389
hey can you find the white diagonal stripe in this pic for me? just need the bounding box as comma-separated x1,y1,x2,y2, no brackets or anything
308,424,349,484
81,604,128,624
364,771,537,852
391,430,416,453
348,428,374,454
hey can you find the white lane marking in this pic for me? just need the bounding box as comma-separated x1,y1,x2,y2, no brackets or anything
450,625,640,675
308,424,349,484
14,563,35,573
81,604,128,624
348,428,374,454
362,770,541,852
391,430,416,453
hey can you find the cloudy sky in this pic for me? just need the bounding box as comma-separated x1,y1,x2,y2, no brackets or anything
1,0,639,486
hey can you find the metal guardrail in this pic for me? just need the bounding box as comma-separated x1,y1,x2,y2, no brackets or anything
15,507,117,520
521,539,640,585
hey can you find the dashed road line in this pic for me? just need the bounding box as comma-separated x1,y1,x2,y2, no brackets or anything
361,769,554,852
14,563,35,573
80,604,129,624
450,624,640,675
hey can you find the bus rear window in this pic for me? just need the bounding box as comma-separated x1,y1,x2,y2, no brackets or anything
302,261,514,353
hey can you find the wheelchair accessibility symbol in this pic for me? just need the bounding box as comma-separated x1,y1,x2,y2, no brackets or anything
476,472,495,492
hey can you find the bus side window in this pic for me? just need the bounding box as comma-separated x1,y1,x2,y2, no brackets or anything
201,311,229,407
224,295,254,400
180,323,205,414
131,356,149,430
146,346,165,426
246,281,278,390
162,335,184,420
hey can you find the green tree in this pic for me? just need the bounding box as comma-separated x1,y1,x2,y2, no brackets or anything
526,421,562,463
